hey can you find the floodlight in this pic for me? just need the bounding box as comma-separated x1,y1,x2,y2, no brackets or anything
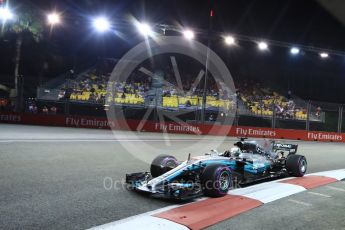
136,22,153,37
47,12,61,25
290,47,300,55
224,36,235,45
183,30,194,40
320,52,329,58
93,16,111,32
0,7,14,22
258,41,268,50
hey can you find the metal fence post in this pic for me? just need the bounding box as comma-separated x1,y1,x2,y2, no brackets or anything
338,105,343,133
272,105,276,129
306,101,310,131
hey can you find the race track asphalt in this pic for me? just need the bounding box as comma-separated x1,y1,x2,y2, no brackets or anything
0,124,344,229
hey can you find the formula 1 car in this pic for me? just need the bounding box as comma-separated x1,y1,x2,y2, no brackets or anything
126,138,307,200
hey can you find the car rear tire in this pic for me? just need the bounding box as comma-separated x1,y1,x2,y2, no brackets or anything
201,164,232,197
150,154,178,178
286,154,307,177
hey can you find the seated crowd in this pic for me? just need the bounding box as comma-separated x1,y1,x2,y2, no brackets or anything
237,82,308,120
58,67,151,105
59,71,108,103
58,67,234,111
56,67,316,120
161,83,234,110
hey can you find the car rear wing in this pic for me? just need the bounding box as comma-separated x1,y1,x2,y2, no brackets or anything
272,143,298,154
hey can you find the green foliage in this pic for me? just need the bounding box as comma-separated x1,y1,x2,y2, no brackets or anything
9,4,43,42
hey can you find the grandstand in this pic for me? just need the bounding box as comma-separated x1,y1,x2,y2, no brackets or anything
37,58,236,112
30,48,332,133
36,61,322,123
237,82,309,120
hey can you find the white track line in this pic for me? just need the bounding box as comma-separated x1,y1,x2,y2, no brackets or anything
287,199,312,207
326,186,345,192
307,191,332,198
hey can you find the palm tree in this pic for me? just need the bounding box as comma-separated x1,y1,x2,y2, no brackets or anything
3,3,43,111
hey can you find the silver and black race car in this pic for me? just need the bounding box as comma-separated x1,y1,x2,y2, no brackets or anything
125,138,307,200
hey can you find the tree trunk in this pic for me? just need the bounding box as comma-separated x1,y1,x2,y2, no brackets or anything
14,35,22,112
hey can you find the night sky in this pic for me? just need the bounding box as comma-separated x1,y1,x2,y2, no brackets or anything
1,0,345,102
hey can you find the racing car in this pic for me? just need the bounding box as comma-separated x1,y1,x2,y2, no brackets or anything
126,138,307,200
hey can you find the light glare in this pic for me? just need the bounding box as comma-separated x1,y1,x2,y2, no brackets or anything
290,47,300,55
47,12,61,25
93,16,111,32
258,42,268,50
225,36,235,45
0,7,14,22
183,30,194,40
136,22,153,37
320,52,329,58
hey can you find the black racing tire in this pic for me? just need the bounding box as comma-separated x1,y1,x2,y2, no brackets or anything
150,154,178,178
286,154,307,177
201,164,232,197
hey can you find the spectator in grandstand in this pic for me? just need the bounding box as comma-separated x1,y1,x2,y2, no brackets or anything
50,106,57,115
275,104,283,117
58,90,65,100
208,114,214,122
28,103,34,113
33,104,38,114
42,106,49,114
123,86,128,94
89,93,96,102
287,100,295,110
185,100,192,107
99,94,105,104
26,99,37,114
316,106,322,118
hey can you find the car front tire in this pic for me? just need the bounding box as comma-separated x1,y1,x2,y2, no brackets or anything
150,154,178,178
201,164,232,197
